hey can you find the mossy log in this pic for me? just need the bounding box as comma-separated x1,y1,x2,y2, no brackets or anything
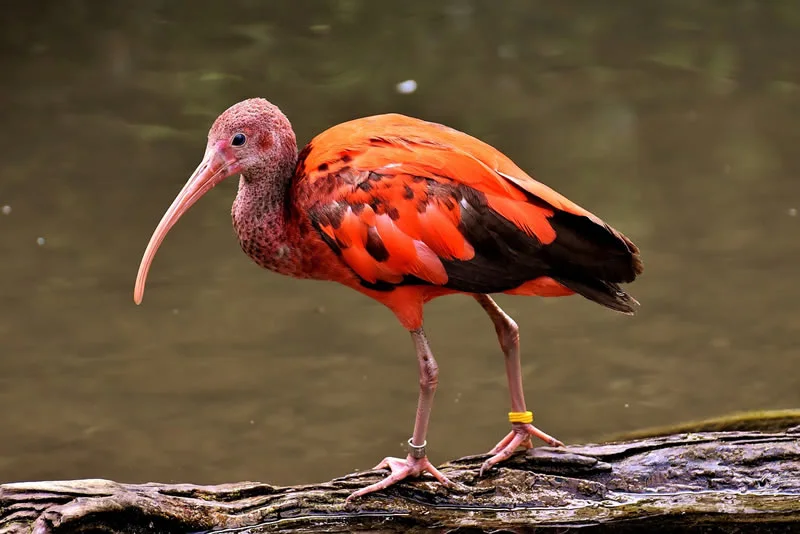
2,428,799,533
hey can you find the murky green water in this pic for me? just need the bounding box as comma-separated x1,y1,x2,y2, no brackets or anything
1,1,798,487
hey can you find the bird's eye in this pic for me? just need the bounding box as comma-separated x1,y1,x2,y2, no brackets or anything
231,133,247,147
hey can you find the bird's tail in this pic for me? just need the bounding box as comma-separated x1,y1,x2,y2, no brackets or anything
554,277,640,315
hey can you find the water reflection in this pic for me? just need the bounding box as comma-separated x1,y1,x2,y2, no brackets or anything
0,1,798,486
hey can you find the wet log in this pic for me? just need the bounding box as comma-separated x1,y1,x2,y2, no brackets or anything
2,428,799,534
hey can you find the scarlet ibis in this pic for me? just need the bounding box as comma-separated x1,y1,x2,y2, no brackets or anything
134,98,643,500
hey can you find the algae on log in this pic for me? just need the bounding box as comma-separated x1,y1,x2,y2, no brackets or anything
1,429,799,533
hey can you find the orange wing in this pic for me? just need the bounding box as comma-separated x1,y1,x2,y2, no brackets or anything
295,114,642,310
298,113,597,215
306,173,471,288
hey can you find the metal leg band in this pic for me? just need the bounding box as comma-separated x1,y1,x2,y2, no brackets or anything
407,438,427,459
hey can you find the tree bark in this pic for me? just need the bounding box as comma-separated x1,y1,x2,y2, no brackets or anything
2,429,799,533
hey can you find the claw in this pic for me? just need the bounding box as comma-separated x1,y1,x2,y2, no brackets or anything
480,422,564,476
346,454,454,502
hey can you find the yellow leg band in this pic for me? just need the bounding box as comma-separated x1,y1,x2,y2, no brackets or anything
508,411,533,424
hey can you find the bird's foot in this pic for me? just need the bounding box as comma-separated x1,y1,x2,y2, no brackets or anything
479,422,565,476
346,454,454,502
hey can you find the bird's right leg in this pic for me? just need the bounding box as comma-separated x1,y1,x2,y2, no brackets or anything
474,294,564,475
347,327,454,501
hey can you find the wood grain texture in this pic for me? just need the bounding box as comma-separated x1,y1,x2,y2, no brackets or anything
2,428,799,533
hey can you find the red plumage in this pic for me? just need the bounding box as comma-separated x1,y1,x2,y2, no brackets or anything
292,112,642,328
134,99,643,500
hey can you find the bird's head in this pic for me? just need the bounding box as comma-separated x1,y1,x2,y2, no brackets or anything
133,98,296,305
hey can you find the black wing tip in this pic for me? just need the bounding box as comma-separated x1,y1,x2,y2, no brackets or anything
556,278,641,314
607,226,644,282
621,233,644,279
611,294,640,315
632,254,645,277
597,289,640,315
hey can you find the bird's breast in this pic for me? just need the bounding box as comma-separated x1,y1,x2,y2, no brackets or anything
231,204,350,284
234,221,292,274
230,193,296,276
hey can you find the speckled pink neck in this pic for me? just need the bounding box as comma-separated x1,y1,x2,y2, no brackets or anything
230,117,300,276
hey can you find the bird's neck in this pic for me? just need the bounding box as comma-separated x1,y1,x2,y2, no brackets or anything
232,156,301,276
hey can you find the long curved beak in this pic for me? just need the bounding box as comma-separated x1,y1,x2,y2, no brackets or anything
133,147,230,304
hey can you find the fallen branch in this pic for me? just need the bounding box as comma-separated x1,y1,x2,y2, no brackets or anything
2,428,799,533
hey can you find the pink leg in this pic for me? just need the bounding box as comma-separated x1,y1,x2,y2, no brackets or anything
474,294,564,476
347,327,454,501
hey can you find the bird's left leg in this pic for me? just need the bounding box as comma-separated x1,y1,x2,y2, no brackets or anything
474,294,564,475
347,327,454,501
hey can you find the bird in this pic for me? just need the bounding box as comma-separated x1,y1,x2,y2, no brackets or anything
134,98,643,500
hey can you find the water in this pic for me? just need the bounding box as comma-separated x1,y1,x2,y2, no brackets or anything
1,1,799,487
